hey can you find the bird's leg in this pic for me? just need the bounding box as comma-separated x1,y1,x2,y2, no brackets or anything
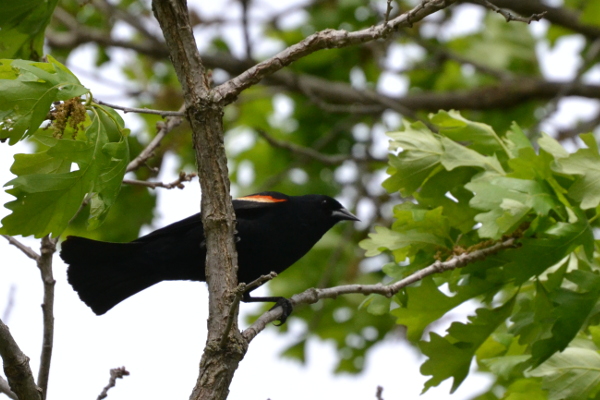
242,292,293,325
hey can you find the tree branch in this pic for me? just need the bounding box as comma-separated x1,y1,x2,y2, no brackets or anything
255,129,386,165
126,105,185,173
242,238,518,342
1,236,40,261
220,272,278,349
95,99,184,117
470,0,546,23
556,111,600,142
240,0,253,60
213,0,459,104
36,236,57,399
2,286,16,324
0,376,17,400
96,367,129,400
122,172,197,190
50,7,168,58
0,318,42,400
466,0,600,40
91,0,162,47
47,22,600,114
384,0,393,25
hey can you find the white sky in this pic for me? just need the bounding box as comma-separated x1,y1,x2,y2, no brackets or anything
2,2,600,400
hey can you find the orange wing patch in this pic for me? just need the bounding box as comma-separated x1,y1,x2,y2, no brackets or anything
238,194,287,203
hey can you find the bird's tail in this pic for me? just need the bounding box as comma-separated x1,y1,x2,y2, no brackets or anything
61,236,161,315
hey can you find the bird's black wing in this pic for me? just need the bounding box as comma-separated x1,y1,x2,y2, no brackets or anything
134,196,283,245
132,212,203,244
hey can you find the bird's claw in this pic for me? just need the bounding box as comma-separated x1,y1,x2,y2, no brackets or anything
270,298,293,326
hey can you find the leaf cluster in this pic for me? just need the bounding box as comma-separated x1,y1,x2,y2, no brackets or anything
0,57,130,238
360,110,600,398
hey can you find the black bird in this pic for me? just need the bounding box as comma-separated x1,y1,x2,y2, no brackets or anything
61,192,359,317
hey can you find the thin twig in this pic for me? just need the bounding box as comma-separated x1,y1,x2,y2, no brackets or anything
0,376,17,400
92,0,163,47
2,286,16,323
126,104,185,173
257,124,349,190
122,171,197,190
255,129,385,165
240,0,253,60
1,235,40,261
96,367,130,400
376,386,385,400
244,272,279,294
466,0,600,40
95,99,185,117
37,236,58,400
0,318,42,400
220,272,278,348
299,84,384,115
471,0,547,23
242,237,518,342
50,7,169,59
384,0,393,25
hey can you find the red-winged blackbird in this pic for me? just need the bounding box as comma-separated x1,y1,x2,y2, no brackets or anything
61,192,359,316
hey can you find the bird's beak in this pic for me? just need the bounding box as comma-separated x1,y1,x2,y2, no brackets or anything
332,208,360,222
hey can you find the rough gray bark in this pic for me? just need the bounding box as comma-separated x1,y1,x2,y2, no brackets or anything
151,1,245,400
0,319,42,400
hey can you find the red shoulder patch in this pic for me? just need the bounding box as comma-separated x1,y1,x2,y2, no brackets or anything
238,194,287,203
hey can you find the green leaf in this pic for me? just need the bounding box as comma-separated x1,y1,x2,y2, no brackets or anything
415,167,479,233
359,225,445,261
528,347,600,400
0,56,89,144
431,110,511,156
0,0,59,59
503,216,594,284
530,284,600,366
439,136,505,174
420,297,516,393
0,105,129,237
505,122,534,158
553,133,600,209
392,277,497,342
281,339,307,363
383,121,443,196
503,378,547,400
537,132,569,160
508,146,571,216
482,356,530,381
359,206,450,260
466,176,559,239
